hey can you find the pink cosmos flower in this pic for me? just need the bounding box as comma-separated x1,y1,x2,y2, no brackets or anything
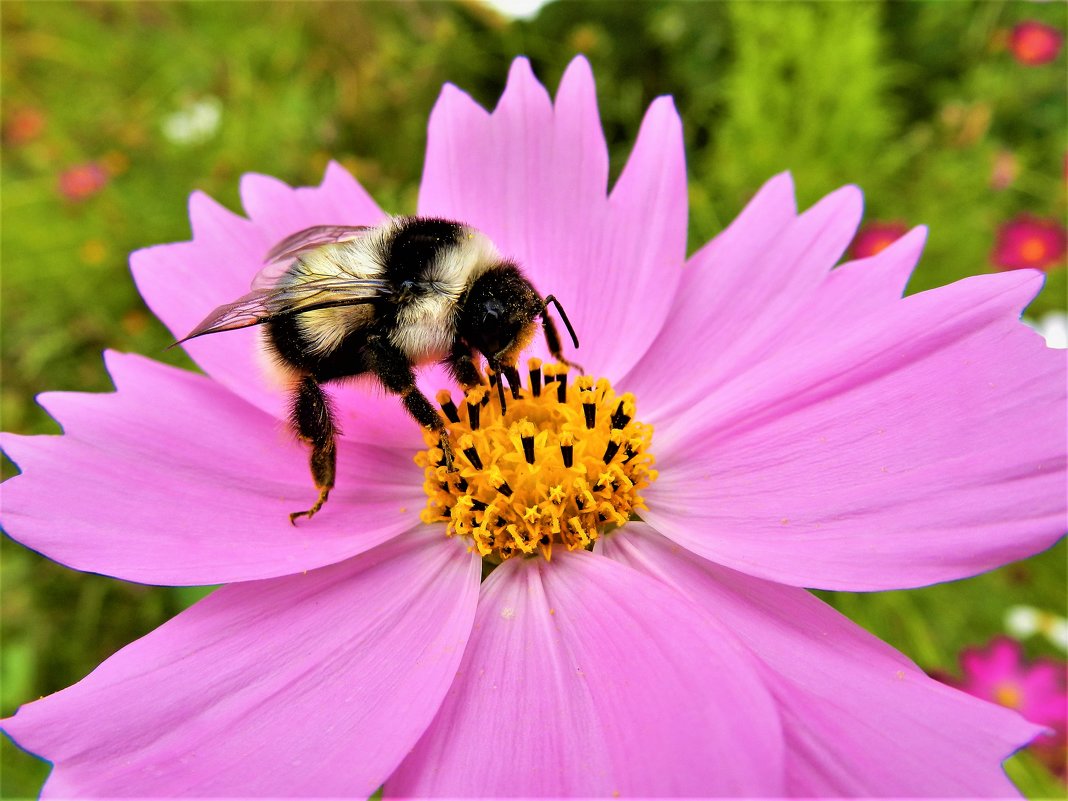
1009,21,1064,66
849,220,908,260
949,637,1068,778
992,214,1067,272
3,56,1067,798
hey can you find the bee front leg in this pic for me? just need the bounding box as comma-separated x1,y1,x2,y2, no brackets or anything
501,364,522,399
289,375,338,525
368,338,457,472
446,342,483,390
540,308,584,374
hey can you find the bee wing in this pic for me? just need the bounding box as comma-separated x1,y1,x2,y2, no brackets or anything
174,276,395,346
252,225,373,290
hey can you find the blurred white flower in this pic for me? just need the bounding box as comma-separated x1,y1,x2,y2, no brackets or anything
1005,605,1068,652
1023,311,1068,349
479,0,551,20
162,97,222,146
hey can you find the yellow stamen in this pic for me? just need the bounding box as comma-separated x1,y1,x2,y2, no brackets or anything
416,362,657,561
1020,237,1047,264
994,682,1023,710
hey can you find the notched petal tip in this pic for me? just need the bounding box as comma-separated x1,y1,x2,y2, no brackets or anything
127,239,186,279
610,95,686,208
238,172,293,218
430,81,490,121
556,55,599,113
31,351,158,431
761,171,798,211
844,224,929,269
321,159,352,183
561,53,594,80
100,349,151,390
494,56,552,118
185,191,247,242
505,55,537,86
0,431,45,476
968,268,1047,319
642,95,684,136
818,182,864,220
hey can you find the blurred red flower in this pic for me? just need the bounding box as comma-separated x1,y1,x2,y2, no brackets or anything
58,162,108,202
1010,21,1063,66
992,215,1067,272
849,221,908,260
4,107,45,146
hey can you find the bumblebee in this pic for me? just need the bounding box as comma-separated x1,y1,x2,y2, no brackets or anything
179,216,579,523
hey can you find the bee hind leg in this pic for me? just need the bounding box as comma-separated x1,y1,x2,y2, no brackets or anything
289,375,338,525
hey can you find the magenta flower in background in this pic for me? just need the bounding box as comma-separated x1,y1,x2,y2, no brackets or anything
1009,21,1064,66
947,637,1068,778
993,214,1067,272
2,56,1066,797
848,220,908,260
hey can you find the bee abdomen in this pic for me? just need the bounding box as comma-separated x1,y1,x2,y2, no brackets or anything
265,313,373,383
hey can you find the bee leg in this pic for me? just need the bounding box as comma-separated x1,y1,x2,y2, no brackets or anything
540,310,584,374
502,364,522,399
404,387,456,471
446,343,483,390
488,359,508,416
289,375,338,525
368,338,457,472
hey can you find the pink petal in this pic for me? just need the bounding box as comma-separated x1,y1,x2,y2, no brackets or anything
601,524,1042,797
131,164,424,447
1,352,425,585
131,191,280,417
643,269,1066,590
2,531,480,799
387,548,783,797
419,56,686,380
238,160,385,243
626,179,865,421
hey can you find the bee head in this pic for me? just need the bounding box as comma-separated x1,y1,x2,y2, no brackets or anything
459,263,542,367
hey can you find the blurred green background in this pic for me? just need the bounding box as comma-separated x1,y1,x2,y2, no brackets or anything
1,1,1065,797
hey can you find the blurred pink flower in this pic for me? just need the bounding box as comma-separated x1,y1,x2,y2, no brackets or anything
57,162,108,202
2,57,1066,798
951,637,1068,777
1010,21,1064,66
992,214,1067,272
849,220,908,259
991,150,1019,191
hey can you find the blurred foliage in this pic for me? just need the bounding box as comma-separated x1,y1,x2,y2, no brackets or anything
1,1,1065,797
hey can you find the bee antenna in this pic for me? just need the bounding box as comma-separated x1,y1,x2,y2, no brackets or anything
543,295,579,349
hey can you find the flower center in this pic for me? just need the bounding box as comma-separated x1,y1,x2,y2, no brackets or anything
416,360,656,562
993,682,1023,710
1019,236,1048,264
